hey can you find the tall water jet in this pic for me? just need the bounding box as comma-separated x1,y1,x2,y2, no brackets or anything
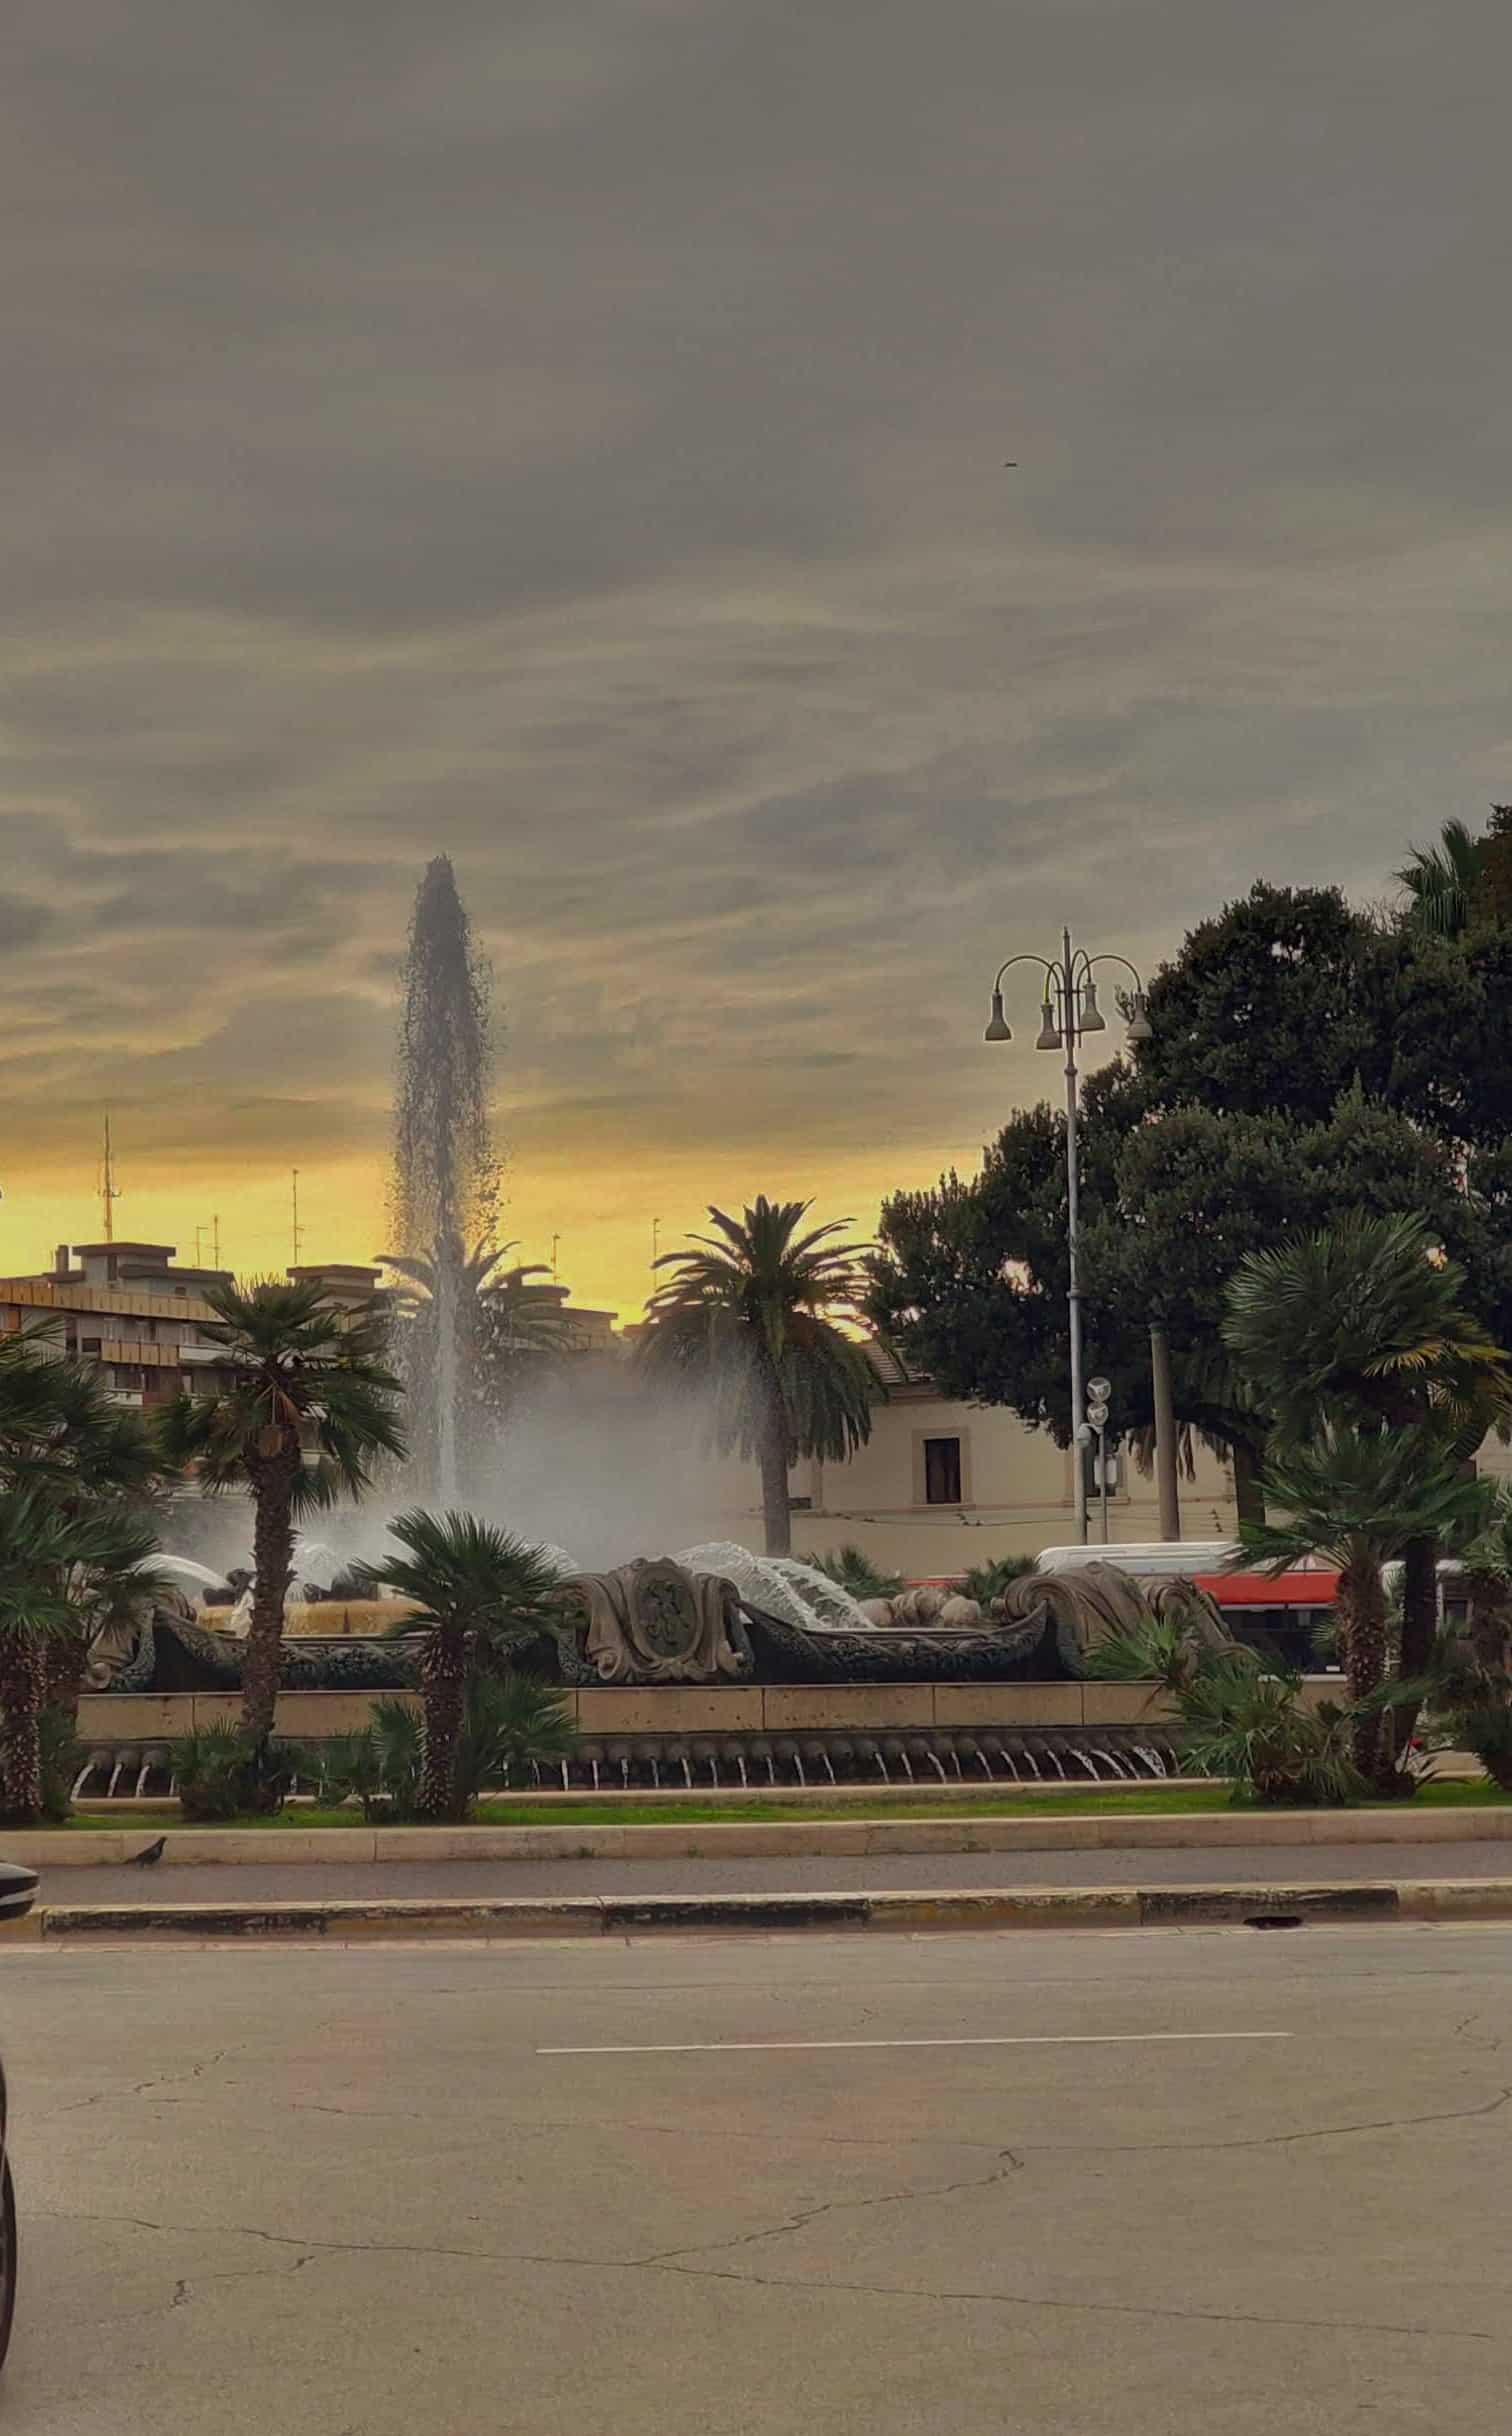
386,858,498,1507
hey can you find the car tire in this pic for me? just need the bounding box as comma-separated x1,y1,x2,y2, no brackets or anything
0,2158,16,2370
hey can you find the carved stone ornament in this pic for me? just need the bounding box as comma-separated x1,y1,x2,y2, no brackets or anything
559,1557,754,1685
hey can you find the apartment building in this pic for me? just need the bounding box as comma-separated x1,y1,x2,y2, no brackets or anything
0,1244,387,1410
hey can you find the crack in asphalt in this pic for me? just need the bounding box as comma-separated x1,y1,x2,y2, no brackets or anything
1023,2084,1512,2158
641,2258,1495,2345
36,2201,1492,2348
34,2081,1511,2350
631,2151,1025,2267
50,2046,243,2118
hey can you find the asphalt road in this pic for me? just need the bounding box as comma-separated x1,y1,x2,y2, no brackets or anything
3,1922,1510,2432
48,1836,1512,1906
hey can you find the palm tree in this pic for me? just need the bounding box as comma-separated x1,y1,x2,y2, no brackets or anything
363,1509,563,1819
1223,1213,1509,1442
157,1280,403,1750
1224,1210,1512,1710
0,1489,167,1822
1238,1425,1486,1780
1394,817,1485,938
638,1197,876,1555
379,1234,569,1492
0,1327,167,1794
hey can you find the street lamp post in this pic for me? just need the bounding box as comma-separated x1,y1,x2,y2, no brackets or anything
984,928,1151,1545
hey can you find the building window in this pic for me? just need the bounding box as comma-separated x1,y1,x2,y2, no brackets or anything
923,1436,963,1505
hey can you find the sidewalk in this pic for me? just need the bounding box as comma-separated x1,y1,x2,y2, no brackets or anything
36,1836,1512,1908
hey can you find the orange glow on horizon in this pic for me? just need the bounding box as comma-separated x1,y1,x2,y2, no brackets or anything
0,1144,943,1330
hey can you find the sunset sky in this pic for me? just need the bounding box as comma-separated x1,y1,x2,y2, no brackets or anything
2,4,1509,1318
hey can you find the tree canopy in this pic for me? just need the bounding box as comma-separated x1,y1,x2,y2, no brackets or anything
869,834,1512,1489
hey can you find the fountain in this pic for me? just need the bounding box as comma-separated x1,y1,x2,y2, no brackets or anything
385,856,499,1510
89,1391,1243,1792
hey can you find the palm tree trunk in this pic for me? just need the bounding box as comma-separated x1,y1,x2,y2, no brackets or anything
44,1619,88,1734
0,1635,46,1826
416,1625,468,1820
1391,1532,1439,1774
1339,1560,1392,1784
1230,1438,1265,1529
755,1363,792,1557
239,1451,300,1747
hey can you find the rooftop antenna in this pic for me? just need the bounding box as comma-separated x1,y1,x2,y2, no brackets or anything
99,1114,121,1245
291,1168,304,1266
212,1213,221,1269
651,1216,661,1280
194,1224,205,1266
551,1232,560,1281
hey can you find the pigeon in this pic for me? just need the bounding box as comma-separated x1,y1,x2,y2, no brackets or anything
129,1836,167,1868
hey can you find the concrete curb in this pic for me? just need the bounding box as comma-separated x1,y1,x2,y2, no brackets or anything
13,1802,1512,1871
11,1877,1512,1941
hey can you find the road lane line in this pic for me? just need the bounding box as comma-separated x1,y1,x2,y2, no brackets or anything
539,2031,1292,2055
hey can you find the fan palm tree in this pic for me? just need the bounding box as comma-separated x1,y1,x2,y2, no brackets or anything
1224,1210,1512,1707
1374,1487,1512,1789
1238,1425,1487,1780
638,1197,876,1554
157,1281,404,1750
363,1508,563,1819
1394,817,1485,938
0,1489,169,1822
0,1327,168,1801
1223,1213,1510,1443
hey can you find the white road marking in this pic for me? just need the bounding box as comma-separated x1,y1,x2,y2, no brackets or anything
539,2030,1292,2056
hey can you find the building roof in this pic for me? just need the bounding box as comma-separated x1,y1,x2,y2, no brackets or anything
287,1264,384,1285
863,1336,929,1389
72,1241,177,1261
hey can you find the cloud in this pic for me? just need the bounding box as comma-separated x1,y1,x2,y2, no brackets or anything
1,1,1509,1305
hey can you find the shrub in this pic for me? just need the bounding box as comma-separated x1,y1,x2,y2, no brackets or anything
317,1701,422,1818
1084,1610,1221,1698
959,1554,1037,1609
1084,1613,1363,1803
1179,1668,1363,1807
39,1706,81,1825
810,1546,904,1601
462,1674,576,1792
172,1721,254,1821
319,1682,577,1818
1381,1613,1512,1793
315,1730,388,1818
171,1723,305,1820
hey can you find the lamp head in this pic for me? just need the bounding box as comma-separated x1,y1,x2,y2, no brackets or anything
1125,991,1153,1045
1035,1001,1063,1052
984,988,1012,1044
1078,979,1107,1033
